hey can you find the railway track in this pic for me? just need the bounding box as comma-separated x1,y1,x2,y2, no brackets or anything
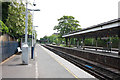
43,45,120,80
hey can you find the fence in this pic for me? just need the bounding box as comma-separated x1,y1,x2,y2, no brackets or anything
0,41,18,63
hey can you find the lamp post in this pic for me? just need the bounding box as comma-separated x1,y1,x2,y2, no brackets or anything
21,0,40,64
28,9,40,59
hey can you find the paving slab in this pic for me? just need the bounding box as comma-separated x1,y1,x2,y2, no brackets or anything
2,53,36,78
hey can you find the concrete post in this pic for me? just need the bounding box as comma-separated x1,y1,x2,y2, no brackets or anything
22,44,29,64
22,2,29,65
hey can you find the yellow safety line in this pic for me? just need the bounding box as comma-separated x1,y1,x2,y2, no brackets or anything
0,54,17,65
53,56,78,78
42,46,80,80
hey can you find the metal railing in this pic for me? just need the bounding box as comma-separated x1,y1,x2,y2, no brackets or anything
0,41,18,63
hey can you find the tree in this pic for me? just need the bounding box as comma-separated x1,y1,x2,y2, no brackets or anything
48,34,58,44
54,16,81,37
5,1,32,39
40,35,49,44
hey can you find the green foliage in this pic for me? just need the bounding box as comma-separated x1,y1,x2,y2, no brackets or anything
40,34,65,45
2,2,10,23
0,20,9,34
84,37,119,48
49,34,58,44
109,37,119,48
59,44,66,47
54,16,81,37
4,1,32,39
84,38,93,46
97,38,107,47
47,34,58,44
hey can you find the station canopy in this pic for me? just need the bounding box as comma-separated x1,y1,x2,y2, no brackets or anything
62,18,120,38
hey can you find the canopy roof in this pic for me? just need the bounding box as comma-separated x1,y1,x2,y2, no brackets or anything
62,18,120,38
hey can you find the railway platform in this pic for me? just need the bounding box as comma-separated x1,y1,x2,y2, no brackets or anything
1,44,96,79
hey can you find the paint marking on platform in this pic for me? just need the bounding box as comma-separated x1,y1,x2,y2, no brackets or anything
0,54,17,65
35,45,39,78
35,61,38,78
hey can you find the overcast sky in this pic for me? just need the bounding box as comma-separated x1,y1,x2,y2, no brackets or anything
28,0,119,39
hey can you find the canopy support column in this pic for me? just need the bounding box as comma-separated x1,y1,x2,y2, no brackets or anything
82,37,85,50
118,37,120,55
68,38,71,47
95,37,98,51
118,27,120,55
65,37,68,46
77,38,80,48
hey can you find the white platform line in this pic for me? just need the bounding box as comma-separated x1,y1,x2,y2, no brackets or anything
35,61,38,78
35,45,38,78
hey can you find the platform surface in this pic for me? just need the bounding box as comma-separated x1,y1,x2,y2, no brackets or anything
1,44,96,79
